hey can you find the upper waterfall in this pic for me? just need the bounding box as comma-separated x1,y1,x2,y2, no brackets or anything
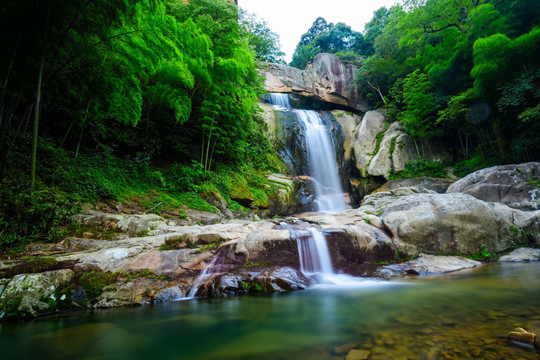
267,93,346,212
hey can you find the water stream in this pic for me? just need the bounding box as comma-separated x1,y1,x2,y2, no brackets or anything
267,93,346,212
2,263,539,360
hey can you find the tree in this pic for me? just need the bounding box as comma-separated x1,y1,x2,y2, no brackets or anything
290,17,367,69
238,9,285,63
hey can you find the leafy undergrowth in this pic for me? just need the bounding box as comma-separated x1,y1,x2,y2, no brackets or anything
388,160,447,180
0,138,282,255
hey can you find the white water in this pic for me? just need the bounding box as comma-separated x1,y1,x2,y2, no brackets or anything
183,257,218,300
266,93,291,109
297,228,334,275
267,93,346,212
297,227,385,288
295,110,346,212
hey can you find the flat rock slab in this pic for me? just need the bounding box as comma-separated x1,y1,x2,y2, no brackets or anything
498,247,540,262
379,254,481,277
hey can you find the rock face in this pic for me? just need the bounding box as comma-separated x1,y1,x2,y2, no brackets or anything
447,162,540,210
336,110,446,180
261,53,367,111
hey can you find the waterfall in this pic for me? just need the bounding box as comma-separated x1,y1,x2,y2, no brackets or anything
295,226,379,287
265,93,291,109
184,257,217,299
267,93,346,212
297,228,334,275
295,110,346,212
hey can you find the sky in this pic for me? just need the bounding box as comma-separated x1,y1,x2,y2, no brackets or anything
238,0,402,63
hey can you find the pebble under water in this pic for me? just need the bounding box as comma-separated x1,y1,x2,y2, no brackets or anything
2,262,539,360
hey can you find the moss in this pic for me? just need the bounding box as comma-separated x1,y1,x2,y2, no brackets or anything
0,256,60,278
159,234,195,251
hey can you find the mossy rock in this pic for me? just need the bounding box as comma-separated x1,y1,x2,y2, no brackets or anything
230,184,253,207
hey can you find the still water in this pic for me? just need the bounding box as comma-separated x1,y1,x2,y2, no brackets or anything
2,263,539,360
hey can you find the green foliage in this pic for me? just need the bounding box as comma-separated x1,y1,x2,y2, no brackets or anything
351,0,540,163
239,9,285,63
241,280,263,292
453,151,498,177
291,17,368,69
389,160,446,180
244,260,270,268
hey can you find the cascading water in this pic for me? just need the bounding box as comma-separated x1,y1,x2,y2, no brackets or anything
267,93,346,212
293,225,381,287
184,257,217,299
295,110,346,212
297,227,334,275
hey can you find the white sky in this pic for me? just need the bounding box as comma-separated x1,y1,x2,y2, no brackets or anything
238,0,402,63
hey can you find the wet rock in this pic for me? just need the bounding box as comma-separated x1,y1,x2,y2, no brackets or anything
253,266,310,292
498,247,540,262
447,162,540,210
346,349,371,360
0,269,75,318
378,254,481,277
507,327,536,346
333,343,357,355
95,277,168,307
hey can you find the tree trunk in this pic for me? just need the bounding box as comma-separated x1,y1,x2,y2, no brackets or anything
30,0,52,187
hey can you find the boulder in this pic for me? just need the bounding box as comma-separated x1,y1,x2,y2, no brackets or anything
498,247,540,262
72,211,168,235
507,327,536,346
261,53,367,111
374,177,453,194
202,191,233,219
379,193,540,255
184,209,222,225
235,230,298,267
253,267,310,292
331,110,361,162
0,269,75,318
447,162,540,210
367,123,417,177
265,174,300,215
378,254,481,277
95,277,168,307
352,111,386,177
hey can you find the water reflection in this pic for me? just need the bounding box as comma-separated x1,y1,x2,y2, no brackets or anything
1,263,539,359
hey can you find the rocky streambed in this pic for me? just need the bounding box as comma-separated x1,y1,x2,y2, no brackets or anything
0,164,539,320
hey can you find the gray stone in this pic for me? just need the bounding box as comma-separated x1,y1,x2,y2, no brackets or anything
498,247,540,262
379,254,481,277
447,162,540,210
379,193,540,255
0,269,75,318
184,209,222,225
352,111,386,177
261,53,367,111
375,177,453,194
